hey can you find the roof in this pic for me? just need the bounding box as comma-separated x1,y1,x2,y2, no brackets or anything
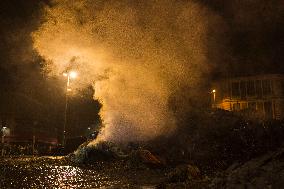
214,74,284,83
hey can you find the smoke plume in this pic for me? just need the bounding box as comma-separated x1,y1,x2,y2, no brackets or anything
32,0,225,142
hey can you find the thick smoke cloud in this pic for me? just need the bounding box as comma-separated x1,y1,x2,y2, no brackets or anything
32,0,225,142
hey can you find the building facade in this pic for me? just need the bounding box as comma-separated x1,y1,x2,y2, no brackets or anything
1,115,58,155
211,74,284,120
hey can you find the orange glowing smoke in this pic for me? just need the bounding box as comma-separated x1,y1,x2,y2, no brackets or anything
32,0,225,142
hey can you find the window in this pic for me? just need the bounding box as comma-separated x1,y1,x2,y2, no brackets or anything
262,80,272,96
232,82,240,97
247,81,256,96
241,103,248,109
256,102,264,112
240,81,246,98
264,101,273,119
248,102,256,110
255,80,262,97
233,103,240,111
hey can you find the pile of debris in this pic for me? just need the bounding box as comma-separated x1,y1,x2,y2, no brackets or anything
67,140,212,188
69,141,164,168
211,147,284,188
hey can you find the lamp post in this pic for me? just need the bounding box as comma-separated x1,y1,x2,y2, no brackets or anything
62,71,77,147
212,89,216,108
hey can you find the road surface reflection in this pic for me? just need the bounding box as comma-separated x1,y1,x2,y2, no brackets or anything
0,156,163,188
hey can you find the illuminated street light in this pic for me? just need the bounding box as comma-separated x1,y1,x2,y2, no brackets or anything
69,71,77,79
62,70,78,147
212,89,216,108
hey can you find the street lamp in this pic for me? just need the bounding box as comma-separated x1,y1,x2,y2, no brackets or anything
69,71,77,79
212,89,216,108
62,71,78,147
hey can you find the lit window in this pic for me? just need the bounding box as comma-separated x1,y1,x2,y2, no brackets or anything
241,103,248,109
233,103,240,111
248,102,256,110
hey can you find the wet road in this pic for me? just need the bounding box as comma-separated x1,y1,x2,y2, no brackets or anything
0,156,165,188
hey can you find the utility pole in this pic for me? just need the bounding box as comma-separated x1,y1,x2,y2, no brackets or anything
62,71,77,148
1,127,7,156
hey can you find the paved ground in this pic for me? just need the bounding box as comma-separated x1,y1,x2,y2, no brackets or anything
0,156,167,188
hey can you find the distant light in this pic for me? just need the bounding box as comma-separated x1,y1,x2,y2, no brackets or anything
63,72,68,77
69,71,77,79
67,88,72,92
212,89,216,93
88,127,91,130
2,127,9,136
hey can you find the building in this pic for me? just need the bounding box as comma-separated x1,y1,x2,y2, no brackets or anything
211,74,284,120
1,114,58,155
